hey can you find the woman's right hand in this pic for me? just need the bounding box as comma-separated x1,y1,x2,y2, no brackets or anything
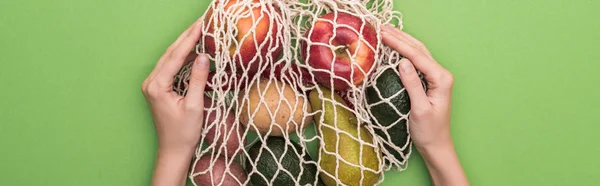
381,25,469,186
381,25,455,152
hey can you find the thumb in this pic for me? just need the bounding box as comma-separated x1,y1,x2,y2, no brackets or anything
185,54,211,108
398,58,430,111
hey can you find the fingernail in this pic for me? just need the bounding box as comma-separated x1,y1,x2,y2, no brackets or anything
381,27,389,34
380,25,389,31
383,24,396,30
194,57,201,66
196,54,208,66
399,58,413,72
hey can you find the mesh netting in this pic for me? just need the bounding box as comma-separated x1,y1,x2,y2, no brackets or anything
173,0,412,185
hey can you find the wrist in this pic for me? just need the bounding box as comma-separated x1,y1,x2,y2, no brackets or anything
157,144,196,158
417,141,469,186
417,140,459,174
416,140,455,157
153,139,198,177
157,139,198,154
152,145,196,186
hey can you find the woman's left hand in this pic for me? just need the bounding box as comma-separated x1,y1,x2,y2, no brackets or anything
142,19,210,186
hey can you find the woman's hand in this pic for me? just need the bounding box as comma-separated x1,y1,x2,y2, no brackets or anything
381,25,454,152
381,25,468,186
142,19,210,186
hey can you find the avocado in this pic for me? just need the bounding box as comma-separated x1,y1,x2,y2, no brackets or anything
246,137,325,186
366,67,412,162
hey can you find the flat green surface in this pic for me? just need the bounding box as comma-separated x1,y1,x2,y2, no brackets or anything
1,0,599,185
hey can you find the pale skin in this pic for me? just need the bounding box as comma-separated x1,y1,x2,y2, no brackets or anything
143,20,468,186
381,25,470,186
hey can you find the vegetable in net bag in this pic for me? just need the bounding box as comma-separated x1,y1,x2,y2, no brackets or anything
173,0,414,185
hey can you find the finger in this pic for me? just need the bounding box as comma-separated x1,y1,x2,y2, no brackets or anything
144,21,201,87
399,31,432,57
185,52,199,62
382,25,431,57
148,51,198,85
185,54,211,107
397,58,430,110
155,23,199,70
144,51,199,93
155,21,204,89
381,26,454,100
381,28,446,83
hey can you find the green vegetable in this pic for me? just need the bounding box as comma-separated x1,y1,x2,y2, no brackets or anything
246,137,324,186
366,68,412,162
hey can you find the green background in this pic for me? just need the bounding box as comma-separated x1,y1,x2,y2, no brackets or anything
1,0,599,185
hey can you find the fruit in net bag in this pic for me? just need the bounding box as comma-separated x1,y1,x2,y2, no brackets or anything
309,87,382,186
202,0,283,74
302,12,378,90
366,67,412,163
239,78,312,136
192,155,247,186
185,0,410,185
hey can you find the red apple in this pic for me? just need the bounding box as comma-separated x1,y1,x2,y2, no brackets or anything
302,12,378,90
337,90,355,110
203,0,282,74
